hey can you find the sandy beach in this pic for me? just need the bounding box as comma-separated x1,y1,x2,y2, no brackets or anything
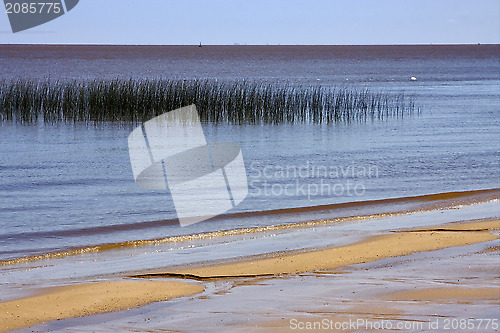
1,216,498,332
142,219,498,278
0,281,203,333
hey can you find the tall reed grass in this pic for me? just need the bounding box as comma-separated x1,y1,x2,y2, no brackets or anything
0,79,416,124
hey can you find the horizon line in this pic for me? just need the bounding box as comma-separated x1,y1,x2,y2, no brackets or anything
0,43,498,47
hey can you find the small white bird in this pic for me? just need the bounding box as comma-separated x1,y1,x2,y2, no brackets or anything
410,76,417,81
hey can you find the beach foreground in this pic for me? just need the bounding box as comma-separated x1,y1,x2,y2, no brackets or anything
1,217,498,332
0,281,203,332
138,219,498,278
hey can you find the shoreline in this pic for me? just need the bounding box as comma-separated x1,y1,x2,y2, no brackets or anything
1,218,498,332
2,188,498,267
135,219,499,278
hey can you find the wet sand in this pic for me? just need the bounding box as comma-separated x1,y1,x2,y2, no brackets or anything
1,219,497,332
386,287,500,302
140,219,499,278
2,189,497,268
0,281,203,333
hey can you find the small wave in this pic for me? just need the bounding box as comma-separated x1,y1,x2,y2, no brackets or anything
1,188,498,266
0,177,124,192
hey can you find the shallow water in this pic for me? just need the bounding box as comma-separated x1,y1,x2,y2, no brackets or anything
0,199,498,302
0,45,499,261
20,216,500,332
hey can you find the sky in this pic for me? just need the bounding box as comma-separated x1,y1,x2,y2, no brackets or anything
0,0,499,45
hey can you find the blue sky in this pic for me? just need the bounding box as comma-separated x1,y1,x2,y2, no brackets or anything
1,0,499,44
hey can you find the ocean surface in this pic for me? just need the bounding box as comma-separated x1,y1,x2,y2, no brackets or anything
0,45,499,262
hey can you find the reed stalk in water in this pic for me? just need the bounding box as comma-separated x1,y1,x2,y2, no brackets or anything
0,79,417,124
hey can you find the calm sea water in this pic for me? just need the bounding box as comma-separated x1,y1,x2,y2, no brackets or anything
0,45,499,261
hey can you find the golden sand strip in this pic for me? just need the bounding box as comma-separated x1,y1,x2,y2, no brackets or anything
403,219,500,231
0,281,203,333
161,220,499,278
387,287,500,302
1,220,498,332
2,189,497,268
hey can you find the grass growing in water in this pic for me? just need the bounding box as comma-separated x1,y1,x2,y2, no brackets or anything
0,79,417,124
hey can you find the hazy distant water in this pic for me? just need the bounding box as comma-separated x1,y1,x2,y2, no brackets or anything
0,45,498,83
0,45,499,261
